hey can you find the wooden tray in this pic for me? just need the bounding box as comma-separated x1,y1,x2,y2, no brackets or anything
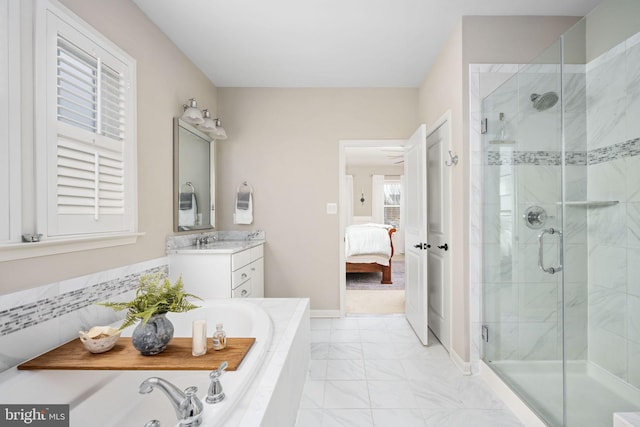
17,337,255,371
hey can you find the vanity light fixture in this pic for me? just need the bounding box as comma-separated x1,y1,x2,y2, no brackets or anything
180,98,228,140
199,109,217,133
181,98,204,125
212,118,227,140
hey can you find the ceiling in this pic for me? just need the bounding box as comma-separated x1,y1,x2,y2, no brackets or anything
133,0,600,88
345,146,404,167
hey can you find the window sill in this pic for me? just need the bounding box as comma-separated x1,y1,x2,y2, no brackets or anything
0,232,145,262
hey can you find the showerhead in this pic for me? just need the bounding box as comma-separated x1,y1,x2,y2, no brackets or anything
530,92,559,111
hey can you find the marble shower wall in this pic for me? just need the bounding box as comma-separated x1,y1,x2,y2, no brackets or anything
481,31,640,390
481,61,576,363
480,42,595,361
586,31,640,388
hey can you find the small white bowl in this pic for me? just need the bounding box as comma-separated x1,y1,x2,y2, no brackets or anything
79,326,121,353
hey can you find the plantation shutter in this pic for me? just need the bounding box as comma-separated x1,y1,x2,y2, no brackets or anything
46,11,134,237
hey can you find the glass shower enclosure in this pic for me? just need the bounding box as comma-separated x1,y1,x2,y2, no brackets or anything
481,5,640,426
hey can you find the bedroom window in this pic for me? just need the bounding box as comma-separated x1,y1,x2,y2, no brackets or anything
383,179,401,228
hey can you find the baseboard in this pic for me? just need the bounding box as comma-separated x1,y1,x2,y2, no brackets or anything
450,348,473,375
310,309,340,318
480,361,546,427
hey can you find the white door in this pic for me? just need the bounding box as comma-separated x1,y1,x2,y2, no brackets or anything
426,121,451,351
404,124,429,345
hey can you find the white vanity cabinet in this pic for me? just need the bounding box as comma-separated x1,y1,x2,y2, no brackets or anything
168,242,264,299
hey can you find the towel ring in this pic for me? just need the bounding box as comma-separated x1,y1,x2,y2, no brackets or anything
181,182,195,194
236,181,253,193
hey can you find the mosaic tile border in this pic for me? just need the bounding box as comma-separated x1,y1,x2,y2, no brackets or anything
0,265,168,337
588,138,640,165
487,138,640,166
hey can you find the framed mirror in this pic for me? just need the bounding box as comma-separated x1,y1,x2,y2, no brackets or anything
173,118,215,231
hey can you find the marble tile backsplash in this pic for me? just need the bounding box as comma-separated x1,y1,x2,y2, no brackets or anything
0,257,168,372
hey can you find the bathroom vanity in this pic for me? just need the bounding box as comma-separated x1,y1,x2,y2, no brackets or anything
168,241,265,299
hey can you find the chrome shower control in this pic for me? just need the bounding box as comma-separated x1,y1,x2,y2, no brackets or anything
523,206,547,229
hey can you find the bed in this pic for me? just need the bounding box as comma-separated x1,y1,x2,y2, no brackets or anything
345,223,396,284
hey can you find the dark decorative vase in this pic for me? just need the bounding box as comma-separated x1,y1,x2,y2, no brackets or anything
131,313,174,356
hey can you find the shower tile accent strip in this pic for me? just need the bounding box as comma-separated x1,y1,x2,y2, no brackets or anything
487,150,563,166
0,264,167,337
487,138,640,166
588,138,640,164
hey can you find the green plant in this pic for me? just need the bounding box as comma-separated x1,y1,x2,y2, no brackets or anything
100,273,201,329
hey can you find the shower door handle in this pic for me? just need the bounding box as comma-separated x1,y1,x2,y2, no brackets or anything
538,228,563,274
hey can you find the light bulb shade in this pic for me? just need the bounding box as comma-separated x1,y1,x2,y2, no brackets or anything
199,109,217,132
213,118,227,140
214,125,227,140
181,98,203,124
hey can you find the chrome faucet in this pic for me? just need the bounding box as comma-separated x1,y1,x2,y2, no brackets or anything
206,361,228,404
139,377,203,426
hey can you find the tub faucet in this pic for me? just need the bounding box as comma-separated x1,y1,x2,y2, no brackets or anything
139,377,203,427
206,361,228,404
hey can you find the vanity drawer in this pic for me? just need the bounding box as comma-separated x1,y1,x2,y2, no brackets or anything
232,263,253,289
232,280,251,298
250,244,263,261
231,249,252,271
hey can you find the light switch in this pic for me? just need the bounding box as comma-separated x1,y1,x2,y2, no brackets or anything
326,203,337,214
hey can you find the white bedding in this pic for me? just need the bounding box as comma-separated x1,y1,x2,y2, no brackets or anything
345,223,392,262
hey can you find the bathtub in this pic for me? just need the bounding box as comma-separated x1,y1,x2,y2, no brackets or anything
0,299,274,427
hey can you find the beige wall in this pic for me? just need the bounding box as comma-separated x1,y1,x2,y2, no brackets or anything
418,16,581,362
217,88,418,309
346,165,403,217
0,0,217,294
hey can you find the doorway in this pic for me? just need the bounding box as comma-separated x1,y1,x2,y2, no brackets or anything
339,140,406,316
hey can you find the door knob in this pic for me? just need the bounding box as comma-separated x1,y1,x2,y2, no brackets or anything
413,243,431,250
437,243,448,251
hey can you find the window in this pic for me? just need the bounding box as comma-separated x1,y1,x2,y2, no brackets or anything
37,1,137,238
0,0,138,261
383,178,401,228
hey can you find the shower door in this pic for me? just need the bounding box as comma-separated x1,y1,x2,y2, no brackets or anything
481,38,567,426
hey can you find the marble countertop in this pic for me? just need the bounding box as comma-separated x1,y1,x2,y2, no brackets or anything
167,239,265,255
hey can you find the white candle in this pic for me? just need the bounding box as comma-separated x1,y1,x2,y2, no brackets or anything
192,320,207,356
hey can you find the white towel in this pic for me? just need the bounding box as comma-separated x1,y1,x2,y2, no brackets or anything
234,191,253,225
179,194,197,227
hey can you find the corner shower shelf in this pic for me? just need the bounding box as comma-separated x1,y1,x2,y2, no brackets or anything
560,201,619,207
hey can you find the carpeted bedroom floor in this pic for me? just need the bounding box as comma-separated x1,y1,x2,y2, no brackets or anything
346,256,405,314
345,257,405,290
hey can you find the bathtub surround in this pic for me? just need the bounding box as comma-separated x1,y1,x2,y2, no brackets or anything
0,298,310,426
0,257,168,373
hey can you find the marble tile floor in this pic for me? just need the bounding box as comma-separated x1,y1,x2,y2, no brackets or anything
295,316,524,427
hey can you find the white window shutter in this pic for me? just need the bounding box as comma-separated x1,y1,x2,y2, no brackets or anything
0,0,21,243
43,8,135,237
